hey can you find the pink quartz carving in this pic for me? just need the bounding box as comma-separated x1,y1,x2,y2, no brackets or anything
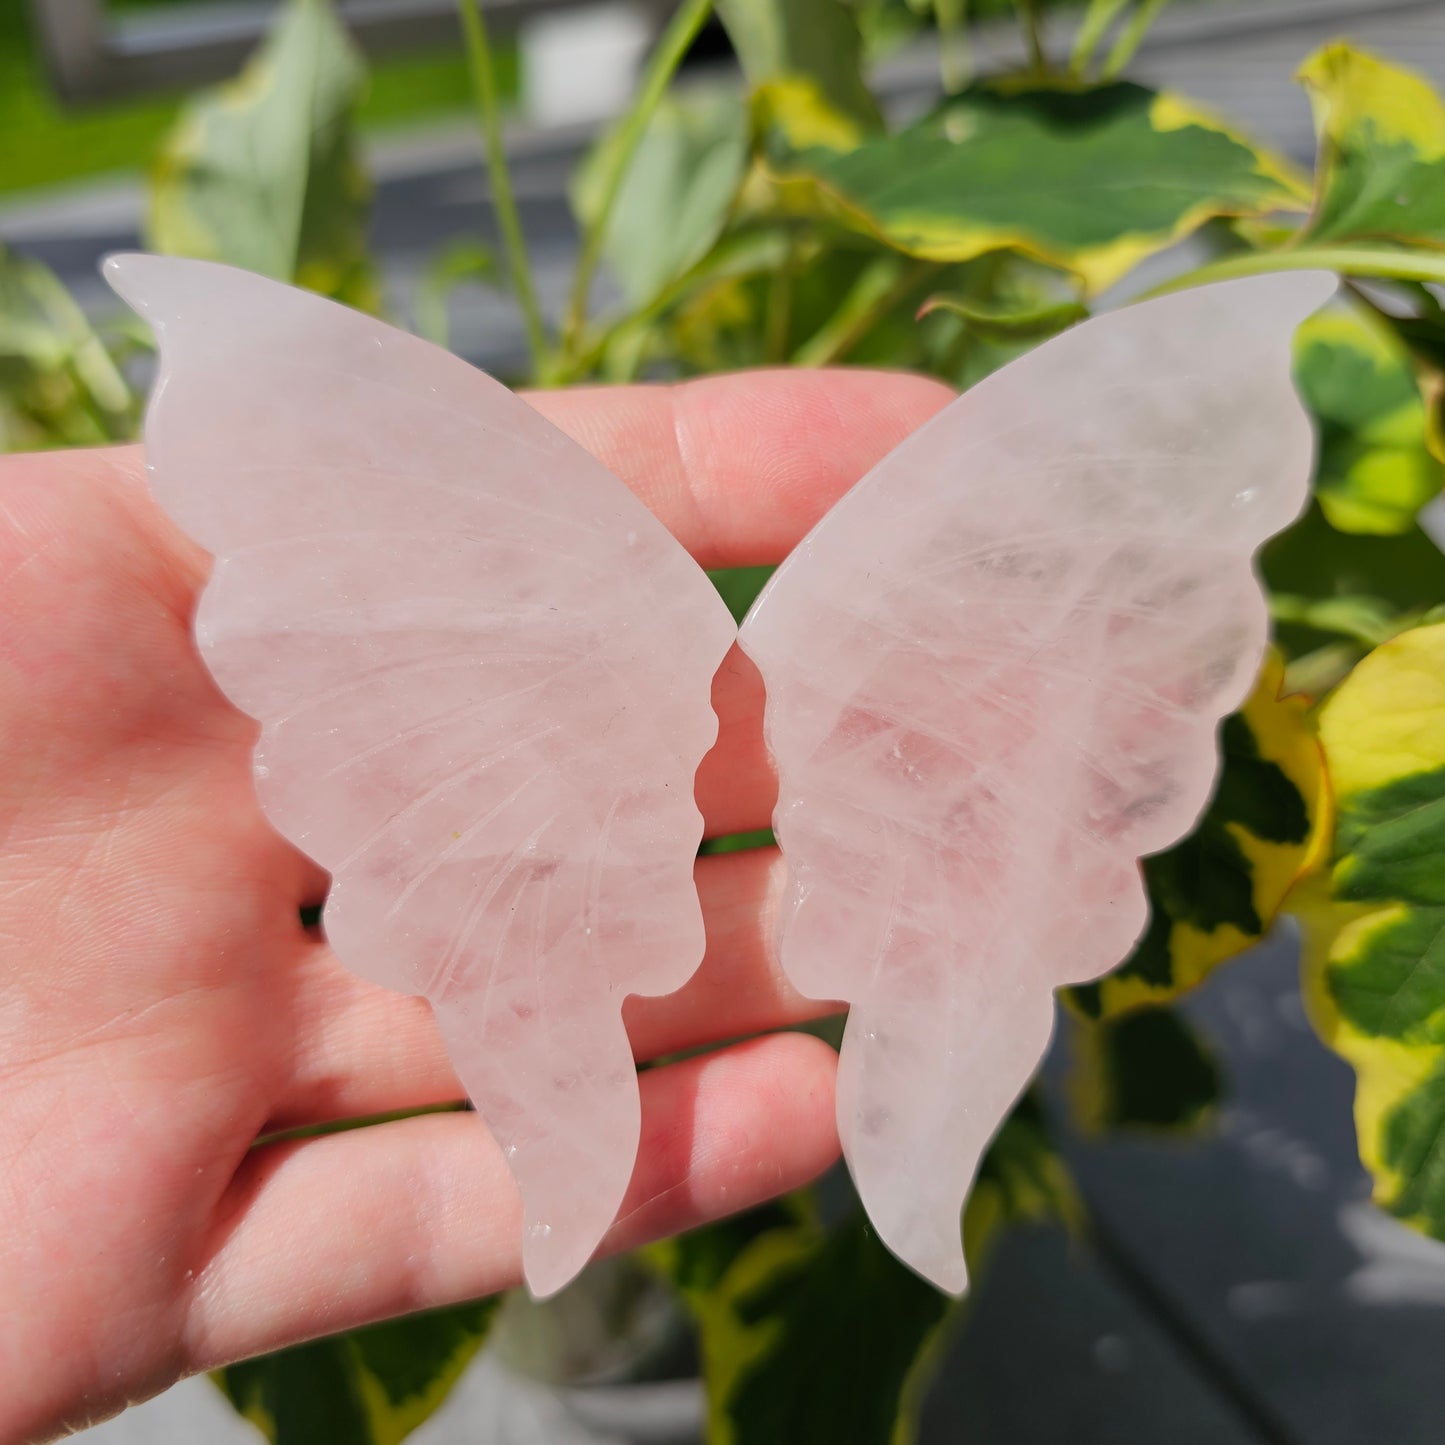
105,254,736,1298
739,273,1334,1295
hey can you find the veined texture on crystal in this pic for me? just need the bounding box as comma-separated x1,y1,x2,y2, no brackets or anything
739,273,1334,1294
107,254,736,1297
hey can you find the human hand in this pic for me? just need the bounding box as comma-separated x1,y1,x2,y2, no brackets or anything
0,368,951,1442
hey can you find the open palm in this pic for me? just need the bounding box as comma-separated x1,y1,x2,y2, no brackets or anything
0,368,950,1443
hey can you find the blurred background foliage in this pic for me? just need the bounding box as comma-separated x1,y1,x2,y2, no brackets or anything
5,0,1445,1438
0,0,504,196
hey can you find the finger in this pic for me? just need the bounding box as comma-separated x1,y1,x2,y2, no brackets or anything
624,848,842,1058
525,369,954,569
95,368,952,576
697,642,774,838
273,847,835,1131
183,1032,838,1373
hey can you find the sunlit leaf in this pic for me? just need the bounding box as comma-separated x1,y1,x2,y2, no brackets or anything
758,81,1307,292
1069,0,1133,77
214,1301,498,1445
1304,621,1445,1243
914,291,1088,339
147,0,379,311
1262,500,1445,662
1300,43,1445,250
1097,0,1170,80
1294,305,1442,534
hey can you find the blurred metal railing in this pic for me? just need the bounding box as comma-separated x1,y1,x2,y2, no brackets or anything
27,0,646,103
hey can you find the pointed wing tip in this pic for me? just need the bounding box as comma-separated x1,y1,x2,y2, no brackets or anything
906,1246,969,1297
521,1237,594,1300
100,251,139,284
101,251,174,314
934,1262,969,1298
102,253,274,329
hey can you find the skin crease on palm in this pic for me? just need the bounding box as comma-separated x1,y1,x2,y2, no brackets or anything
0,367,954,1444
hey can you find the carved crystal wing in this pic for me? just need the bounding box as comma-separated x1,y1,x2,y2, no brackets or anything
738,273,1334,1293
106,254,736,1297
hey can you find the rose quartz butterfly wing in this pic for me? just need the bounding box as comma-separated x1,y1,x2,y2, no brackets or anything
107,254,735,1297
739,273,1334,1293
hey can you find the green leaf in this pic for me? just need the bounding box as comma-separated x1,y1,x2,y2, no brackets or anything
1069,1004,1221,1132
1269,591,1402,649
641,223,837,374
1068,0,1175,81
1069,0,1133,77
413,239,498,349
1293,305,1442,534
0,244,136,450
716,1217,950,1444
790,252,936,365
1096,0,1170,80
759,80,1307,293
1261,500,1445,663
147,0,379,311
1068,654,1326,1020
1299,43,1445,250
564,226,793,380
572,87,750,310
1372,288,1445,471
215,1300,498,1445
1304,621,1445,1242
914,291,1088,339
655,1100,1072,1445
717,0,882,128
652,1196,810,1296
708,563,775,622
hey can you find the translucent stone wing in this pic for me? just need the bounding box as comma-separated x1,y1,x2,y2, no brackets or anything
106,254,736,1298
738,274,1333,1294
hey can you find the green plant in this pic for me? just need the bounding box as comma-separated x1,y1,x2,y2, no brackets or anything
5,0,1445,1437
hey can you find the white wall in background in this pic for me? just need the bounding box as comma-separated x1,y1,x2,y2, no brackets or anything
521,4,653,128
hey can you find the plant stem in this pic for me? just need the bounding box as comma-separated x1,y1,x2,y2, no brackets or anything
456,0,550,378
1100,0,1169,79
562,0,715,367
1146,245,1445,296
65,357,122,444
1069,0,1129,79
936,0,972,94
1013,0,1048,76
793,257,939,367
765,231,800,363
563,228,792,379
